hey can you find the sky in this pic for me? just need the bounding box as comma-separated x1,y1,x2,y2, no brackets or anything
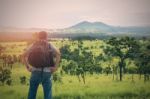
0,0,150,29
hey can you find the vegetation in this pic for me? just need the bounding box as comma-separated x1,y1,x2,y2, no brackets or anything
0,36,150,99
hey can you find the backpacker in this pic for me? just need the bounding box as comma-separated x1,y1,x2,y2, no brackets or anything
28,40,55,68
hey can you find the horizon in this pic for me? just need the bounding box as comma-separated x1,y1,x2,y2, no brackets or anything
0,20,116,29
0,0,150,29
1,21,150,30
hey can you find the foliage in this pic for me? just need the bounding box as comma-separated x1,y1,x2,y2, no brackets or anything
6,79,12,86
0,67,12,85
0,38,150,98
60,40,103,83
103,66,111,75
52,73,62,83
104,36,139,81
20,76,27,85
134,40,150,81
127,65,138,74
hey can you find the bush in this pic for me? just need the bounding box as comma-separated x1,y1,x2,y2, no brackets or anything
0,67,12,85
20,76,27,85
6,79,12,86
52,73,62,83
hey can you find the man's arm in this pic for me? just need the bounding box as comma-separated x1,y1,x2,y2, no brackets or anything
22,46,32,72
50,44,61,73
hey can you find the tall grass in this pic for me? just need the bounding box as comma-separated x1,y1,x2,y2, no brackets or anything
0,64,150,99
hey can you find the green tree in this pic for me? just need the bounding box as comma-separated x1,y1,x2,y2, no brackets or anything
127,65,138,82
103,66,111,75
104,37,139,81
135,40,150,82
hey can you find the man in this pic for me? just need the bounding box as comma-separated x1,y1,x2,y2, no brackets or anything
22,31,61,99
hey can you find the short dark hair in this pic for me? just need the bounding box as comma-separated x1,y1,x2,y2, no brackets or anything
38,31,48,40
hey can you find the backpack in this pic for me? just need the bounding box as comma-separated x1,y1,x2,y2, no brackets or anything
28,41,55,68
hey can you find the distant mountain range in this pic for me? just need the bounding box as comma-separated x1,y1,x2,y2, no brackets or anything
62,21,116,33
0,21,150,41
57,21,150,34
1,21,150,34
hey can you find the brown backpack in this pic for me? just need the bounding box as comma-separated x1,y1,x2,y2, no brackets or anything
28,41,54,68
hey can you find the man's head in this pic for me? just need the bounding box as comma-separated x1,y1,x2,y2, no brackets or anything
38,31,48,40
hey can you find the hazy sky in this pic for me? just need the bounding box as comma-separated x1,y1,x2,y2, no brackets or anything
0,0,150,28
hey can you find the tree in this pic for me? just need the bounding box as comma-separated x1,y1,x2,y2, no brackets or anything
104,37,139,81
127,65,138,82
103,66,111,75
93,54,104,74
60,40,101,84
101,51,118,80
60,45,71,59
135,40,150,82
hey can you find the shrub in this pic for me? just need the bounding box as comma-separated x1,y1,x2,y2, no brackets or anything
0,67,12,85
6,79,12,86
20,76,27,85
52,73,62,83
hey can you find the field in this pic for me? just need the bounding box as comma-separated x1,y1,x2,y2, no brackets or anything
0,40,150,99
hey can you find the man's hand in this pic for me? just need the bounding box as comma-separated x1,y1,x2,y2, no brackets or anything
50,66,57,73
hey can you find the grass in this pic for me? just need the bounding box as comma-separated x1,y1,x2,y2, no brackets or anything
0,63,150,99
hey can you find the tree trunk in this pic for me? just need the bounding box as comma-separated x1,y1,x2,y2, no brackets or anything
112,67,115,80
119,58,125,81
139,72,142,80
144,73,146,82
147,74,149,81
106,72,109,76
77,75,81,82
119,61,123,81
119,66,122,81
81,73,85,84
116,68,118,81
112,71,114,80
132,74,134,82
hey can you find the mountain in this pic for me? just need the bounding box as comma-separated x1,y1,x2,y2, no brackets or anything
0,21,150,41
59,21,116,33
1,21,150,34
58,21,150,34
70,21,110,29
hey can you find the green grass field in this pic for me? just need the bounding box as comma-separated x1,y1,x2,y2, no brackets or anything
0,40,150,99
0,64,150,99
